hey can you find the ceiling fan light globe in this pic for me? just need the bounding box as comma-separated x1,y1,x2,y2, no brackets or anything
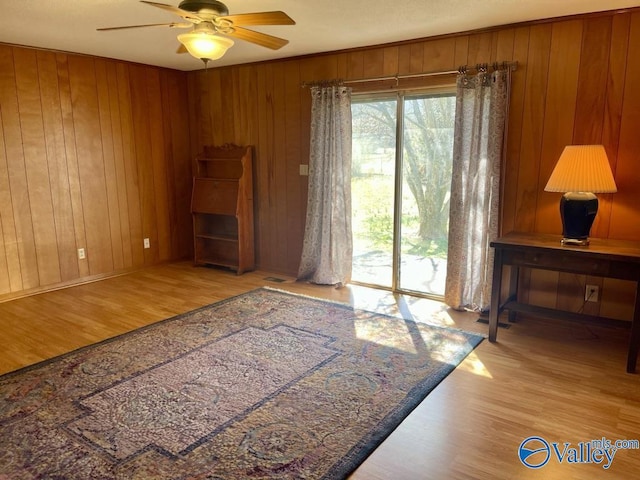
177,31,234,61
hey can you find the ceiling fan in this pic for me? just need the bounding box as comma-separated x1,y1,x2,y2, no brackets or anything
98,0,295,65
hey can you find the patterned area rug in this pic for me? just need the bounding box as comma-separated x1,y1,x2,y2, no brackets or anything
0,287,483,479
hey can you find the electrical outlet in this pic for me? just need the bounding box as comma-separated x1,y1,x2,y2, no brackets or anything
299,164,309,176
143,238,150,249
585,284,599,302
78,248,85,260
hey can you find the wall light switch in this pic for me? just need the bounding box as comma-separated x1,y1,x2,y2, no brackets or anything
299,164,309,176
144,238,150,249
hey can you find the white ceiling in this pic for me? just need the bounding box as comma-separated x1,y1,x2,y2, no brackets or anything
1,0,638,72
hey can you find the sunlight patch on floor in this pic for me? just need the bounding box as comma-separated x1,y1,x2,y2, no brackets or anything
456,351,493,378
354,314,418,354
344,283,489,373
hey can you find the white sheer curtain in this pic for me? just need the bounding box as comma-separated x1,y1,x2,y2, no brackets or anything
445,68,510,311
297,85,353,286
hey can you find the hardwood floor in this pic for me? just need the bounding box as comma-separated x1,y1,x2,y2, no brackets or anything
1,261,639,479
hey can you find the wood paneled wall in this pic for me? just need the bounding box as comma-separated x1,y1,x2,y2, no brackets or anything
188,8,640,317
1,8,639,312
0,46,192,299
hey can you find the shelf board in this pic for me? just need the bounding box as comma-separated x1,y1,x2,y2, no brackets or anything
195,233,238,242
197,258,238,269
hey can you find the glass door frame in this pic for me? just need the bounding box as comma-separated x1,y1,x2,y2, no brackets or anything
391,94,404,293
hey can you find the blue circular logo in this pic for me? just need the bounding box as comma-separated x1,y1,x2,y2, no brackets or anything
519,436,551,469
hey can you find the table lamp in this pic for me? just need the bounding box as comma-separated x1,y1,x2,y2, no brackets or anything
544,145,617,246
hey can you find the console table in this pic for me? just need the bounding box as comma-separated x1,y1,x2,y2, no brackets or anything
488,232,640,373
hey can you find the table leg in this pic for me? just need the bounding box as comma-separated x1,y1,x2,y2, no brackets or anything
508,265,519,322
627,282,640,374
489,249,503,342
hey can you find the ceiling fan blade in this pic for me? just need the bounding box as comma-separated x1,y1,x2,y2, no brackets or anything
227,26,289,50
176,44,188,54
223,11,295,26
97,22,192,31
140,1,202,22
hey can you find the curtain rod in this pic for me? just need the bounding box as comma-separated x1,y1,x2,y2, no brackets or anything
301,61,518,88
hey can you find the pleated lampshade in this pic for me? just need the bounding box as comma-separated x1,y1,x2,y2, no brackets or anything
545,145,617,193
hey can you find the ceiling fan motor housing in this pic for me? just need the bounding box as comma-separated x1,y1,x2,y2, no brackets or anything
178,0,229,16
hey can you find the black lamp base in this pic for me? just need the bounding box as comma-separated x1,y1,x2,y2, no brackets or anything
559,192,598,246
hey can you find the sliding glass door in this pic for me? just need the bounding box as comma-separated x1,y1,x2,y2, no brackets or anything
351,91,455,297
351,97,397,288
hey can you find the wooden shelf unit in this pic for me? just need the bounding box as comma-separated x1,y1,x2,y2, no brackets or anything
191,145,255,274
